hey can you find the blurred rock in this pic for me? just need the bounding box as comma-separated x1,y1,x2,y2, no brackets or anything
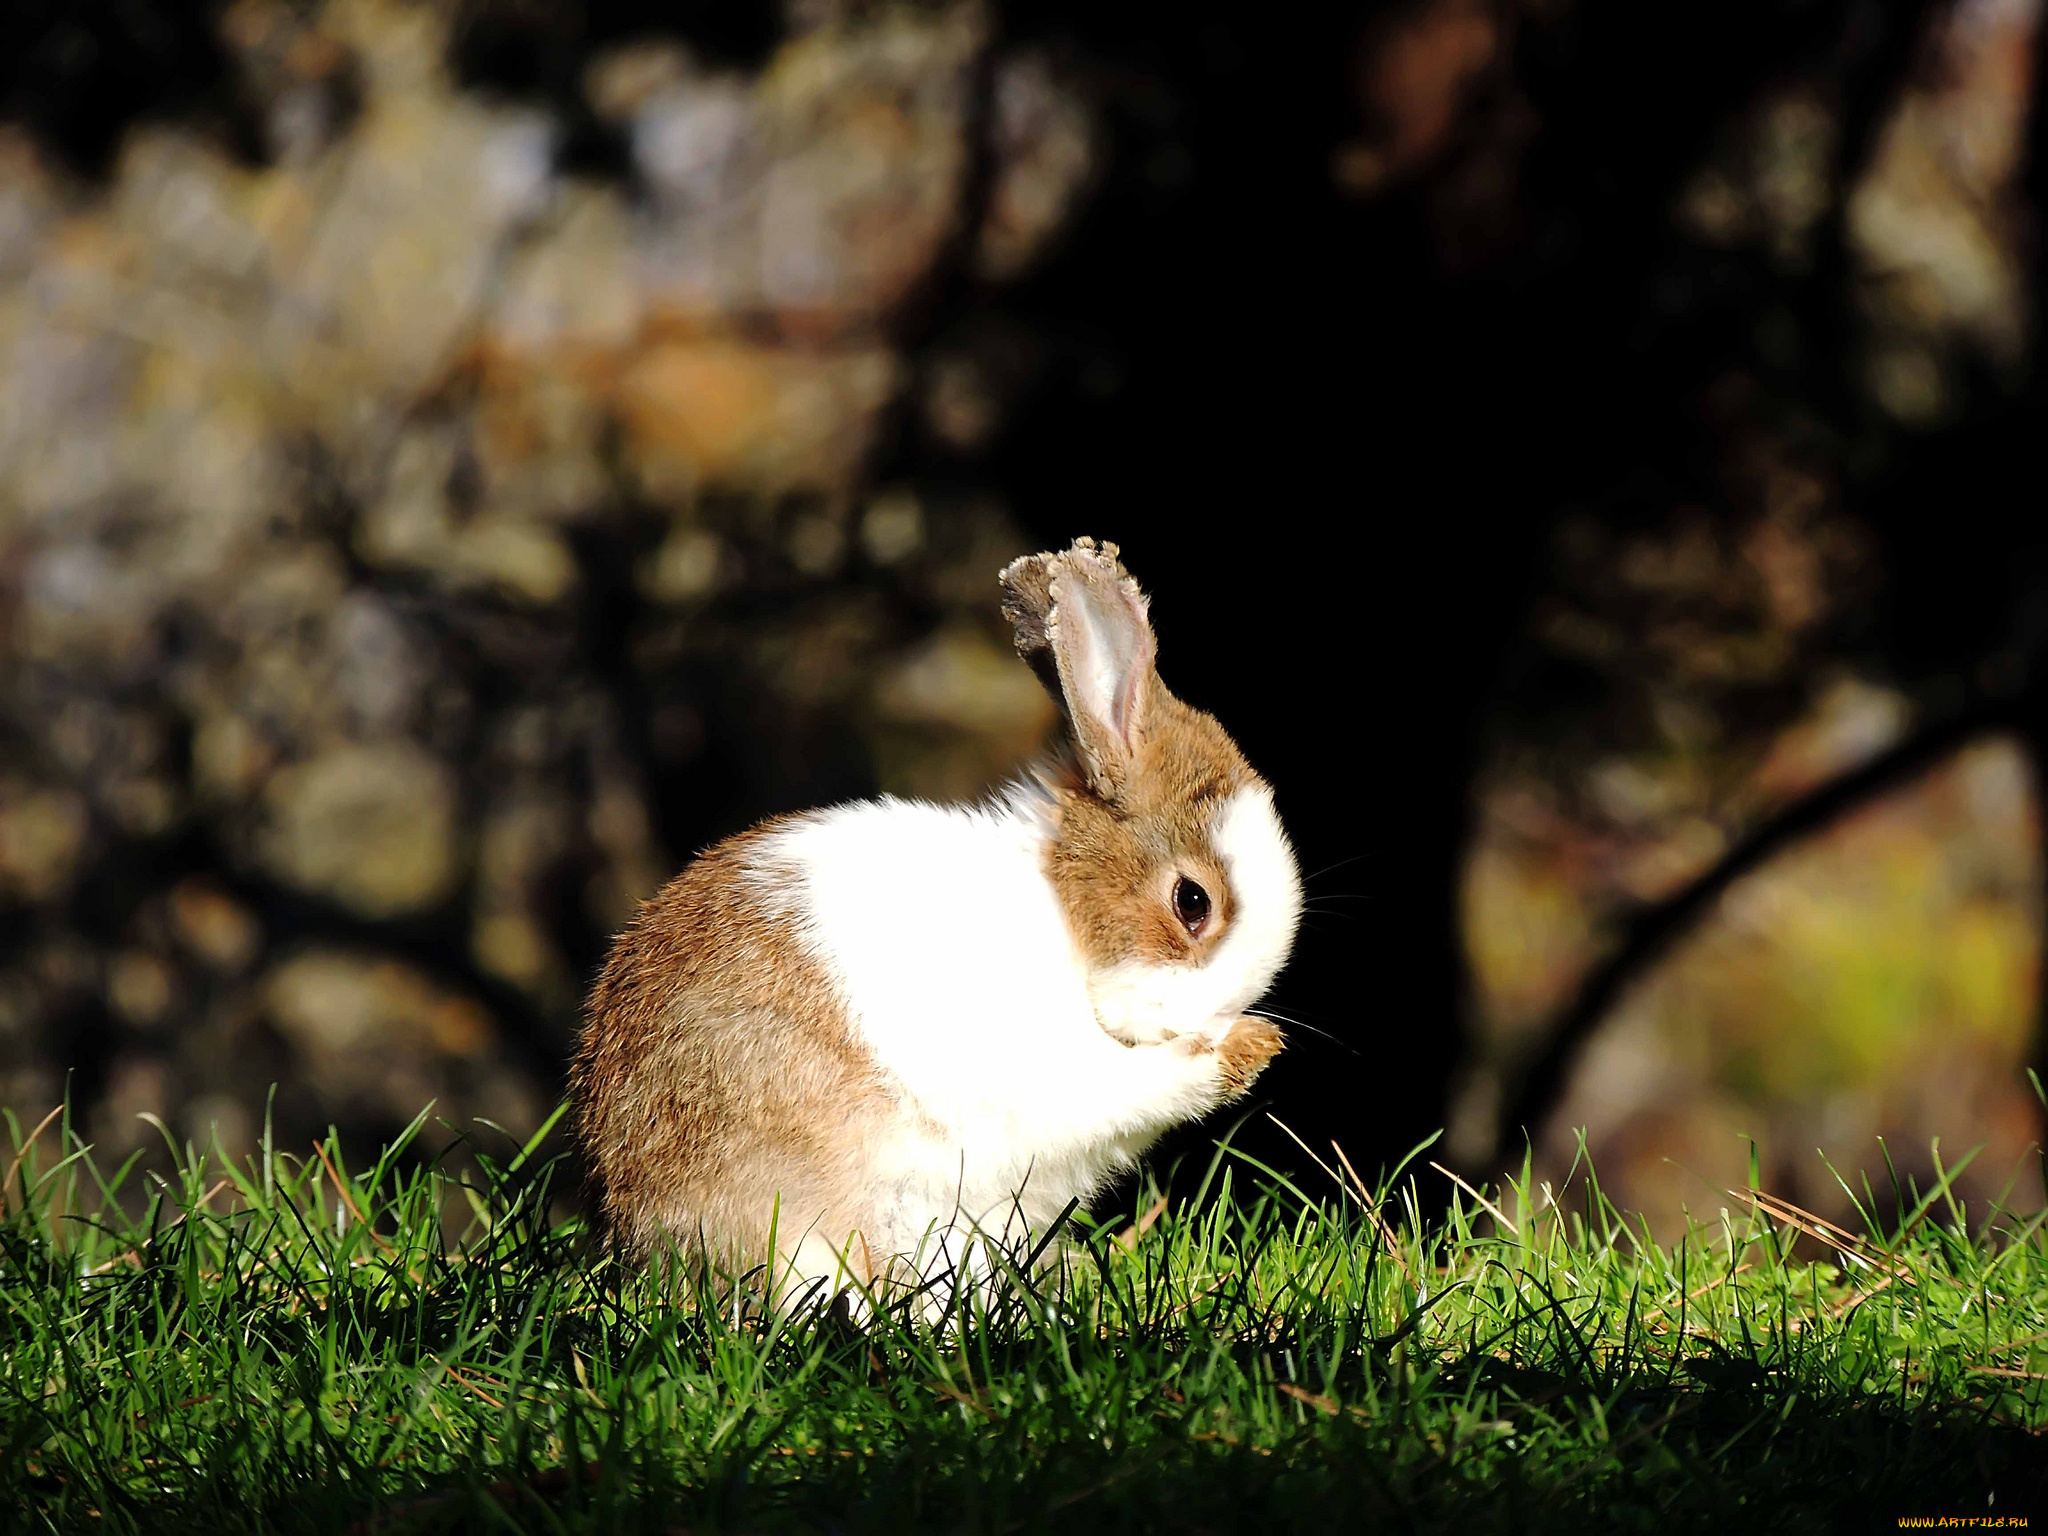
860,488,924,565
259,742,460,917
168,881,264,974
0,780,90,906
624,6,983,330
640,525,727,603
611,336,899,494
266,948,494,1058
977,50,1095,281
262,947,503,1129
107,951,177,1030
584,40,697,127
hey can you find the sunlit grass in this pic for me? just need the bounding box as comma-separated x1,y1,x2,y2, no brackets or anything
4,1094,2046,1533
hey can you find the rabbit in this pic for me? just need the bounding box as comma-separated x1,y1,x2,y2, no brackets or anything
570,537,1302,1310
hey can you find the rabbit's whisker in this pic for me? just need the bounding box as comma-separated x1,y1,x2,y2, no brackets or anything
1246,1009,1361,1057
1301,853,1374,887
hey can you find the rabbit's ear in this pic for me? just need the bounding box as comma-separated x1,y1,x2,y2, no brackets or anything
1003,539,1157,801
998,549,1063,702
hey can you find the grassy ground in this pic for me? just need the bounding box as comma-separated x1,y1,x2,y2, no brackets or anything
4,1099,2046,1535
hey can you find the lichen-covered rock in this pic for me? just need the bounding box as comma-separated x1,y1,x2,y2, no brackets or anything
0,780,90,905
258,742,461,918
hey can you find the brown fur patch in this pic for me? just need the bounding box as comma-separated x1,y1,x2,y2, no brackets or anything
1037,688,1257,971
569,820,893,1288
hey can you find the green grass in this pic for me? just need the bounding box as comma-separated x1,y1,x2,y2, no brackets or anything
4,1098,2046,1535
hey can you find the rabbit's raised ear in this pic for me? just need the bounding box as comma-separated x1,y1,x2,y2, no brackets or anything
1000,538,1157,801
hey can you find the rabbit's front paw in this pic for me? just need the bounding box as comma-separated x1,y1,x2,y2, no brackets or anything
1214,1015,1284,1099
1165,1015,1281,1102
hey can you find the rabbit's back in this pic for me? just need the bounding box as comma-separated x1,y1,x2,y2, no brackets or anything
571,821,892,1268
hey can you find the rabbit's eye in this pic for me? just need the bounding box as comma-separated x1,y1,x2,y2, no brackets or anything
1172,877,1211,935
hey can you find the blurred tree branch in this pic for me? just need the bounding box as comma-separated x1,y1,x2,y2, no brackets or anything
1487,678,2035,1171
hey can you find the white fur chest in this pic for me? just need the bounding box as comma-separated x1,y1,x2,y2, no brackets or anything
769,797,1115,1171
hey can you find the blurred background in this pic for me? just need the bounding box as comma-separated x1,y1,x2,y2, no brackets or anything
2,0,2045,1235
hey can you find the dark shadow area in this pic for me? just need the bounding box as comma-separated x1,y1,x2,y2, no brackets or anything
0,0,264,177
266,1355,2048,1532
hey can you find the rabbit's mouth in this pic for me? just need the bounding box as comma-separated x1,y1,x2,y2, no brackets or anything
1096,1015,1165,1049
1087,956,1252,1051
